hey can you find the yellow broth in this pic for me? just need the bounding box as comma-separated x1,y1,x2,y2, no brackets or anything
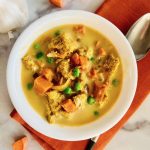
21,25,123,126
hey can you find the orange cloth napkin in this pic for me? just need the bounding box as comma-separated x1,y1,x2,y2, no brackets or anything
11,0,150,150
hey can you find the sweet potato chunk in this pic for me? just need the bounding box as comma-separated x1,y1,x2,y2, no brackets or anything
71,53,80,66
93,81,108,101
98,48,106,56
34,76,53,95
88,68,97,78
41,68,54,81
49,0,63,8
61,99,76,112
79,56,89,70
79,56,88,65
13,137,27,150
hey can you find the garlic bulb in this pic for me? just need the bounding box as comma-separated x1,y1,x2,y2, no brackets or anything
0,0,28,33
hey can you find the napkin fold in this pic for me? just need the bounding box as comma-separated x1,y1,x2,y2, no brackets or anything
11,0,150,149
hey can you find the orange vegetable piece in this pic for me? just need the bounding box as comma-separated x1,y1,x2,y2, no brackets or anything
13,137,27,150
33,76,53,95
93,81,108,101
98,48,106,56
49,0,63,8
79,56,88,65
79,56,89,70
71,53,80,66
41,68,54,81
89,68,97,78
61,99,76,112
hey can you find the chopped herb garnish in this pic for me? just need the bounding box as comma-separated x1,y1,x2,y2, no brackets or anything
94,111,99,116
34,43,41,50
27,83,33,90
112,79,119,87
47,57,55,64
54,30,61,36
36,52,44,59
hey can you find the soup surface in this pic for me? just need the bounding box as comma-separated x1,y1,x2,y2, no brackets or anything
22,24,123,126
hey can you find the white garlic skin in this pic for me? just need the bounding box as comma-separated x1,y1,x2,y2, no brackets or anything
0,0,28,33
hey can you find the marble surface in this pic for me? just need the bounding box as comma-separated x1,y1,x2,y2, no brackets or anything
0,0,149,150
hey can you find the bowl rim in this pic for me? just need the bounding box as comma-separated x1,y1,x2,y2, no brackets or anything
7,10,138,141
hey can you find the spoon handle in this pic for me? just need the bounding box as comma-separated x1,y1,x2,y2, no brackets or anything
85,139,95,150
85,136,99,150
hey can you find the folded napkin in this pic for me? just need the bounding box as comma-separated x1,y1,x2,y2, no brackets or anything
11,0,150,149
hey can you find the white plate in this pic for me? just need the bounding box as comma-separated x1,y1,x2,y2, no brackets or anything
7,10,137,141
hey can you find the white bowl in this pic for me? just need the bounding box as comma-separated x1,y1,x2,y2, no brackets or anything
7,10,137,141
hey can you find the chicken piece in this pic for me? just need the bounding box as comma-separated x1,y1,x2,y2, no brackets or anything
103,54,119,74
47,90,65,104
61,99,76,113
73,25,86,34
93,81,108,101
22,55,39,72
73,93,87,109
52,78,71,91
46,90,65,123
70,53,80,66
99,73,105,83
88,49,94,60
40,68,54,81
33,76,53,95
79,71,88,90
57,59,71,78
47,33,78,58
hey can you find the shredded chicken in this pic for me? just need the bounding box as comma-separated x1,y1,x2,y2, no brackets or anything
47,33,78,58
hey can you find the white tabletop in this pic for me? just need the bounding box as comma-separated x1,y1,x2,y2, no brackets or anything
0,0,150,149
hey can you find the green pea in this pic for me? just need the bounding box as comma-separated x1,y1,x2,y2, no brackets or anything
63,87,72,95
74,82,81,91
73,67,80,77
54,30,61,36
36,52,44,59
47,57,55,64
87,96,95,105
34,43,41,50
94,111,99,116
112,79,119,87
27,83,33,90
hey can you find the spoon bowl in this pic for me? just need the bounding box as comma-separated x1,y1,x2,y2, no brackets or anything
126,13,150,60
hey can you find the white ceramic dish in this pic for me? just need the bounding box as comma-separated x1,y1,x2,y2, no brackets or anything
7,10,137,141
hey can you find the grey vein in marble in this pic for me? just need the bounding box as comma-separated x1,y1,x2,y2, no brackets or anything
122,120,150,132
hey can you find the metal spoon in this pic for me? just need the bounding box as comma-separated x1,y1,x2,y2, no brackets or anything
126,13,150,61
86,13,150,150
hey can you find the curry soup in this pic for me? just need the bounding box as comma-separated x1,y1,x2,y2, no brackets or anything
22,24,123,126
